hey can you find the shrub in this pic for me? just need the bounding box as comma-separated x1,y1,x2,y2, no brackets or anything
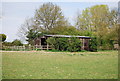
67,37,81,52
46,37,57,49
2,42,13,46
12,39,23,46
0,34,7,42
89,37,97,52
47,37,68,51
47,37,81,52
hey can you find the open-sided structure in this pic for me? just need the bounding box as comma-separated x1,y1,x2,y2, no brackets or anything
34,35,91,50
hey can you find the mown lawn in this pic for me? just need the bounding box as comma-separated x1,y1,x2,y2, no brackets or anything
2,50,118,79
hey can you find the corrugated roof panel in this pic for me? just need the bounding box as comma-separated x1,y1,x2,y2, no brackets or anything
45,35,91,38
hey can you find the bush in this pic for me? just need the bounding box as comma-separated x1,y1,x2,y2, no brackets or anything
47,37,81,52
0,34,7,42
67,37,81,52
47,37,68,51
89,37,97,52
12,39,23,46
2,42,13,46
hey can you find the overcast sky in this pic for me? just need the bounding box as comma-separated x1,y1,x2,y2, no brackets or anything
1,1,118,43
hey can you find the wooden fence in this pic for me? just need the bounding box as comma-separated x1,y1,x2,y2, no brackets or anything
1,45,52,51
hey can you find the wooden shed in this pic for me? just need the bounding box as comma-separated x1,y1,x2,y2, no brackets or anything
34,35,91,50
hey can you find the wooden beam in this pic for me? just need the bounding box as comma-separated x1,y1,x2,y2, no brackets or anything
39,38,41,46
82,38,84,50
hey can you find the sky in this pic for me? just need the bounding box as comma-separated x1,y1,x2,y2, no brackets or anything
1,1,118,43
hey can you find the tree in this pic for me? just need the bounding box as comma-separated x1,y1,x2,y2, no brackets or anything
107,9,118,40
34,2,68,32
12,39,23,46
18,2,69,45
49,26,80,35
18,18,35,43
75,5,118,49
76,8,91,31
0,34,7,42
90,5,110,47
26,29,39,45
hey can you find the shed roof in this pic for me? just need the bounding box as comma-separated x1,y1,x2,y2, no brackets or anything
45,35,91,39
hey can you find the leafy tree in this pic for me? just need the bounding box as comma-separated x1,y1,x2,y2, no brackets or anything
26,29,36,45
18,2,69,44
49,26,80,35
90,5,110,47
34,2,68,32
76,5,118,50
76,8,91,31
0,34,7,42
12,39,23,46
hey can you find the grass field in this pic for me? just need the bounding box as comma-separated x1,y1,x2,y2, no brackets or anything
2,50,118,79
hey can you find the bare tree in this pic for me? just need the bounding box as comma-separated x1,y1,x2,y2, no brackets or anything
17,18,34,43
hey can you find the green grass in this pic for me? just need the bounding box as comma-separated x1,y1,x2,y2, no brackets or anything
46,49,89,52
2,51,118,79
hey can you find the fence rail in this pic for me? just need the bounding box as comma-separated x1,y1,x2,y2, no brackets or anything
1,45,52,51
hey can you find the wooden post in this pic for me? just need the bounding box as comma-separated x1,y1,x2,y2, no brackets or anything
88,39,90,51
23,45,25,51
29,44,31,50
40,38,41,46
41,45,43,50
39,38,41,50
47,44,49,50
82,39,84,50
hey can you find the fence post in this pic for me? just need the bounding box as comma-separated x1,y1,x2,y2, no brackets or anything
47,44,49,50
29,44,31,50
23,45,25,51
36,45,38,50
33,45,35,50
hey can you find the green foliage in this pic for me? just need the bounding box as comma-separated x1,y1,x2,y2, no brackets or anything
76,5,118,50
67,37,81,52
47,37,81,52
19,2,69,45
119,26,120,46
47,37,68,51
12,39,23,46
34,2,68,31
76,8,91,32
89,37,97,52
49,26,80,35
26,29,39,45
56,38,68,51
2,42,13,46
2,39,23,47
46,37,56,48
18,3,118,50
0,34,7,42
